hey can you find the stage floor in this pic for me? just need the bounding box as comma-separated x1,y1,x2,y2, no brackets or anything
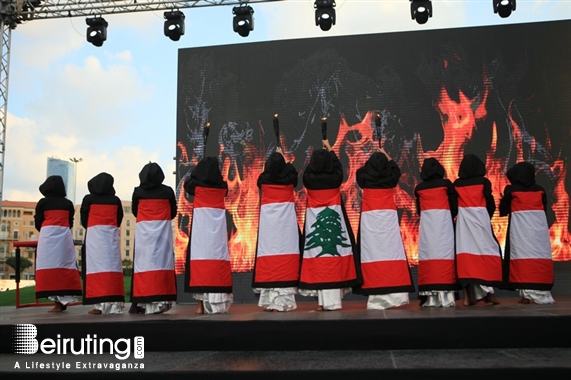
2,298,571,378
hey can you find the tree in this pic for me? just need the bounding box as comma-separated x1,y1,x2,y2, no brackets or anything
5,256,33,272
122,258,133,276
304,207,351,257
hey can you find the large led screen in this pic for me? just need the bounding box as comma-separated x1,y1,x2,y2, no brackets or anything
175,20,571,273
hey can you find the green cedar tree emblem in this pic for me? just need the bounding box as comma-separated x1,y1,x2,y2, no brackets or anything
304,206,351,257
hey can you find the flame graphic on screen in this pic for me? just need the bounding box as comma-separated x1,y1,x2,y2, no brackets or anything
175,89,570,274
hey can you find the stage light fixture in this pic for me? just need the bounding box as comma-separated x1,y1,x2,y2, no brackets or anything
164,10,185,41
410,0,432,25
85,17,108,47
493,0,516,18
233,5,254,37
314,0,336,31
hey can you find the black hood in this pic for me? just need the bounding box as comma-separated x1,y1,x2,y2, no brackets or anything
262,152,287,180
306,149,335,174
363,152,391,178
458,154,486,179
88,172,116,196
138,162,165,189
420,157,445,181
507,161,536,187
191,157,225,187
39,175,67,197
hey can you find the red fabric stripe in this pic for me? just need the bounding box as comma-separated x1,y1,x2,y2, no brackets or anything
417,259,456,286
361,188,396,211
509,258,554,284
35,268,81,293
300,255,356,284
456,253,502,282
189,260,232,287
85,272,124,298
261,184,295,205
43,210,70,227
306,188,341,208
136,199,172,221
132,270,176,297
511,191,544,212
361,260,412,289
457,185,486,208
193,187,226,209
254,254,300,283
418,187,450,211
87,204,119,227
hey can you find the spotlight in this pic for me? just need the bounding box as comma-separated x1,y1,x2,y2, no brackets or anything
314,0,336,32
410,0,432,25
86,17,108,47
233,5,254,37
164,10,185,41
493,0,516,18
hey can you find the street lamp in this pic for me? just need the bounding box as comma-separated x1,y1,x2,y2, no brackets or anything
69,157,83,205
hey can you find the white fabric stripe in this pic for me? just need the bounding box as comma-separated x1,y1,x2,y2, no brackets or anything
418,209,454,261
133,220,175,273
36,226,77,270
360,209,406,263
190,208,230,261
304,205,353,258
85,225,122,274
257,202,300,257
455,207,500,256
510,210,552,260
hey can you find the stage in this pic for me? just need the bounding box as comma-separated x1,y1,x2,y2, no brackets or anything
1,297,570,378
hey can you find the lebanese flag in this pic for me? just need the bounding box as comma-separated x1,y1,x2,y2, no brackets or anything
35,210,82,298
253,184,300,287
186,187,232,293
132,199,176,301
455,185,502,285
417,187,456,290
359,188,414,294
507,191,553,288
299,188,358,289
84,204,124,303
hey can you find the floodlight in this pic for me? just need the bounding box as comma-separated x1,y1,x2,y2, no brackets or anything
164,10,185,41
493,0,516,18
410,0,432,25
233,5,254,37
86,17,108,47
314,0,336,31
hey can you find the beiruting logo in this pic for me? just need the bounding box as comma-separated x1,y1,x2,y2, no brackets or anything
13,324,144,360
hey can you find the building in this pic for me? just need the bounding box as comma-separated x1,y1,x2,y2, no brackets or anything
0,200,137,280
46,157,77,204
0,201,38,280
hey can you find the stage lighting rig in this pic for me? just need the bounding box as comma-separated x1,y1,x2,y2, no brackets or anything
85,17,108,47
493,0,516,18
410,0,432,25
314,0,336,31
164,10,185,41
233,5,254,37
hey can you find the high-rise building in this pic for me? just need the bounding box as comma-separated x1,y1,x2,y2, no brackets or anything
46,157,76,204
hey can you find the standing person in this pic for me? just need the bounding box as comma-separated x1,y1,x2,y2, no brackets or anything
80,172,125,315
499,161,555,304
355,148,415,310
414,157,459,307
252,147,301,312
130,162,177,314
34,175,82,313
184,157,233,314
298,139,360,311
454,154,502,306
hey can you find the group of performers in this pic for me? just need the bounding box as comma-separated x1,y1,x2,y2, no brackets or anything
32,140,555,315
